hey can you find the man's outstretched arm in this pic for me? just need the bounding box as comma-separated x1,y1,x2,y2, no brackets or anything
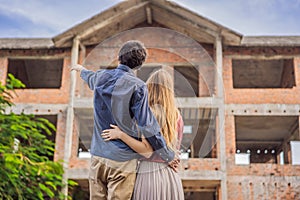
71,64,86,72
71,64,102,90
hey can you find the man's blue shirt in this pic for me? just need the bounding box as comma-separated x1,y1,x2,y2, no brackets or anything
80,64,175,162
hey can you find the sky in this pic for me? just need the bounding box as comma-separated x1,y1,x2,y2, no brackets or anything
0,0,300,38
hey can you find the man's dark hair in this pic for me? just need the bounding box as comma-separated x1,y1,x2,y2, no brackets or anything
118,40,147,69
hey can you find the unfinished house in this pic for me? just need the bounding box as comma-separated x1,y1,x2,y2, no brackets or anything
1,0,300,199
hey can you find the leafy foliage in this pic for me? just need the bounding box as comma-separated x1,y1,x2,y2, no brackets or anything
0,74,76,199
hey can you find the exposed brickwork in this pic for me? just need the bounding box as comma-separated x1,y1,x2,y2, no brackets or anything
225,114,300,199
227,176,300,200
54,111,67,161
78,46,214,98
1,31,300,200
223,56,300,104
181,158,220,171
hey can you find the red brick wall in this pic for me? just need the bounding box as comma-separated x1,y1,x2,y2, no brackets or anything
225,114,300,199
223,56,300,104
2,39,300,200
0,49,72,104
227,176,300,200
77,46,214,98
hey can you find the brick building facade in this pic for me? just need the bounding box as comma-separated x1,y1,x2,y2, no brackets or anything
1,0,300,199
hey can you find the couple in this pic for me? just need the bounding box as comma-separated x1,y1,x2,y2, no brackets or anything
72,40,184,200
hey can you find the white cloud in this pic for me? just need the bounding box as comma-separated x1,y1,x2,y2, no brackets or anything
0,0,300,37
0,0,67,30
0,0,122,37
172,0,300,35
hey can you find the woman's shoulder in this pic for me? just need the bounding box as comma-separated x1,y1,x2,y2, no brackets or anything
176,110,183,124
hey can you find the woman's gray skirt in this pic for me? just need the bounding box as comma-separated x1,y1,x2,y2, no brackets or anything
132,161,184,200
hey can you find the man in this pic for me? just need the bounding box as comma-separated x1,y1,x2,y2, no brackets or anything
71,40,177,200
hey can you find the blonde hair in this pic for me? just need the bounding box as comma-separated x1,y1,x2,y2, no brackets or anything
146,69,179,149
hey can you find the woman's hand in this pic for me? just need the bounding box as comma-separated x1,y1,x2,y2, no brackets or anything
102,124,153,158
101,124,124,141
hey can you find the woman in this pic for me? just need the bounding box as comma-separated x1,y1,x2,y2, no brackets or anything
101,69,184,200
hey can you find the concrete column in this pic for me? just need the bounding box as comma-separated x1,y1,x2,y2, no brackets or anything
215,35,227,200
0,57,8,84
62,36,80,198
298,116,300,140
283,142,292,164
215,35,224,97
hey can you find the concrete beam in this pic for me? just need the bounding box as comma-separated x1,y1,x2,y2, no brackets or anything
77,2,148,40
176,97,223,108
74,97,224,108
151,4,216,44
179,170,225,180
226,55,296,59
229,175,300,183
146,6,152,24
226,104,300,116
5,103,67,115
183,188,216,192
237,140,282,145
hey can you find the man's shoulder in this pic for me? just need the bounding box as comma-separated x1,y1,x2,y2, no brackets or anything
96,68,120,81
131,76,145,87
120,72,146,88
97,68,114,74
